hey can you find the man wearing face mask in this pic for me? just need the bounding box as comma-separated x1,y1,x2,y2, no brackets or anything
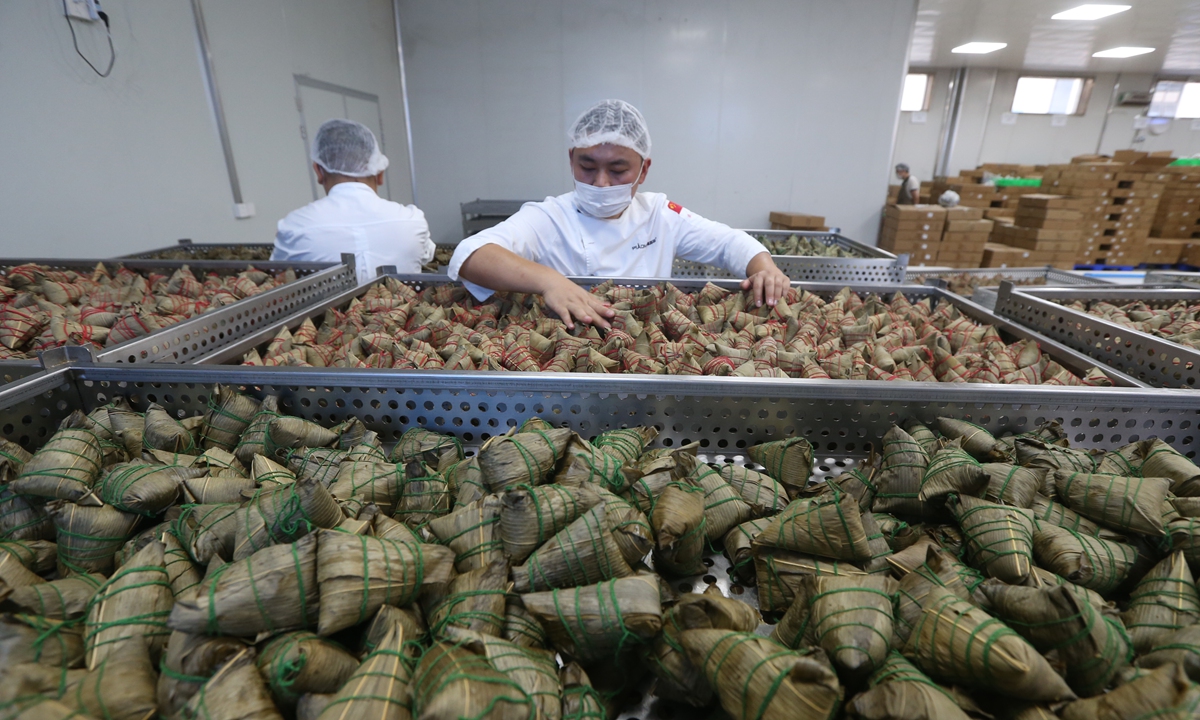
448,99,790,330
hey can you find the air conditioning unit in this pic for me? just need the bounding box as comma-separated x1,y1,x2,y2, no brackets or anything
1117,91,1153,106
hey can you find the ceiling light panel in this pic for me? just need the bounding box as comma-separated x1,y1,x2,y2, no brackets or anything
952,42,1008,54
1092,46,1156,57
1052,4,1132,21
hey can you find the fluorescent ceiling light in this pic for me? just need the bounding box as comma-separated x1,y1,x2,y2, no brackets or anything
1092,46,1155,58
952,42,1007,54
1052,4,1131,20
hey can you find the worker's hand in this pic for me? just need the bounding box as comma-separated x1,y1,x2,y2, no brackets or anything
742,253,791,308
541,274,614,331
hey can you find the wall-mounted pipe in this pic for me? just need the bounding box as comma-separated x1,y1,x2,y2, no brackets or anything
934,66,967,177
190,0,242,208
393,0,419,205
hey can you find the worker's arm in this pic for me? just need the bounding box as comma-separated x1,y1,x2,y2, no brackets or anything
458,245,614,330
671,203,789,305
910,189,920,204
741,252,791,308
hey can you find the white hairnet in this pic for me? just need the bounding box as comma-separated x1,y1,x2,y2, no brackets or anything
569,100,652,158
311,119,389,178
938,190,961,208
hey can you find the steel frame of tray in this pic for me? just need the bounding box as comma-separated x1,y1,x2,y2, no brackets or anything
193,272,1146,390
910,266,1114,309
670,229,908,284
120,239,274,260
433,230,909,284
2,360,1194,720
0,357,1194,461
993,282,1200,389
1145,270,1200,289
0,255,358,370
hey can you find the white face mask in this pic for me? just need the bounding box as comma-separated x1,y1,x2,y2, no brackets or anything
574,161,644,218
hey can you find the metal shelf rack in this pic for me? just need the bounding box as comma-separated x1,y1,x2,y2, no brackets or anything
993,282,1200,389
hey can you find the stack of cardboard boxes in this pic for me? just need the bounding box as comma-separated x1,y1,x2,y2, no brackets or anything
1041,156,1169,266
945,182,1000,209
936,207,992,267
768,212,828,232
987,195,1082,269
1145,165,1200,266
877,205,945,264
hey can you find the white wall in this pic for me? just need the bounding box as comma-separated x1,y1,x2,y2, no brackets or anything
891,69,953,182
398,0,918,246
0,0,412,258
893,68,1200,180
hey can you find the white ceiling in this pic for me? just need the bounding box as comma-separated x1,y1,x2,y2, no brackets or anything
911,0,1200,74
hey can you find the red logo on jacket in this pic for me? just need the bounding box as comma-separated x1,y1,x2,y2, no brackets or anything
667,201,683,214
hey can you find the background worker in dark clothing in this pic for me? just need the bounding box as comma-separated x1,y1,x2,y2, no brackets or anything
895,163,919,205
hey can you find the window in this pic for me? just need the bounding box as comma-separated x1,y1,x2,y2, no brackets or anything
900,73,932,112
1149,80,1200,119
1011,76,1093,115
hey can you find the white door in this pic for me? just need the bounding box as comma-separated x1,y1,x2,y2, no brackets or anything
295,76,390,201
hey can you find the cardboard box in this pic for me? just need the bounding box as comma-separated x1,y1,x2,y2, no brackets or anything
995,225,1081,249
981,243,1034,267
769,211,826,229
884,218,945,233
945,219,993,234
1014,205,1082,219
1180,243,1200,266
1019,194,1074,209
878,230,940,259
1142,239,1192,264
886,205,946,220
1153,225,1200,239
944,206,985,221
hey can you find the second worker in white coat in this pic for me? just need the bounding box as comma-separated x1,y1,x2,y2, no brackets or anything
449,100,790,329
274,119,434,282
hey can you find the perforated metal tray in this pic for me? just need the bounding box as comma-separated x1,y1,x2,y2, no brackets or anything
1145,270,1200,289
120,239,274,261
993,282,1200,389
0,256,357,369
2,361,1192,720
0,359,1194,465
194,273,1142,388
670,230,907,284
909,266,1113,309
433,231,908,284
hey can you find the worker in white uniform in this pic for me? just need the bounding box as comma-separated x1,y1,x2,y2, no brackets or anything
448,100,790,329
273,119,434,282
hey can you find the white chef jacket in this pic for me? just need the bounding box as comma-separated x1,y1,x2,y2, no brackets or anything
447,191,766,300
273,182,435,282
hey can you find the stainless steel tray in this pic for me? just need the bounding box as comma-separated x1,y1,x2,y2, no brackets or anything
994,282,1200,389
0,255,358,369
195,273,1144,388
120,239,274,261
910,266,1113,309
433,230,908,284
1145,270,1200,289
671,229,907,284
0,358,1192,463
3,359,1193,720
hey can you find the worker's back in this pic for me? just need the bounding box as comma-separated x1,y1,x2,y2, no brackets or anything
274,182,434,281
